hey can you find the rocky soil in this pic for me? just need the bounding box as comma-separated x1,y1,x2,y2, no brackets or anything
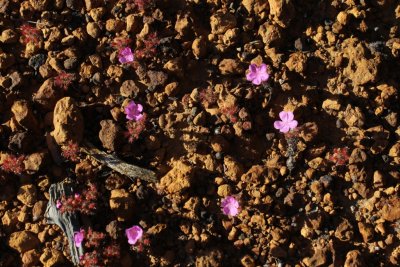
1,0,400,266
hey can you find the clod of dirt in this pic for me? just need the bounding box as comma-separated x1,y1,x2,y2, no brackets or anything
210,10,237,34
224,156,244,181
192,37,207,58
34,78,64,110
242,0,268,15
344,250,365,267
109,189,135,221
342,38,380,85
120,80,141,98
159,161,193,194
99,120,123,152
8,230,40,253
24,152,47,173
379,197,400,222
84,0,103,11
17,184,37,207
195,249,223,267
357,222,374,243
258,22,283,48
11,100,39,132
39,248,65,267
218,59,243,75
32,200,47,222
51,97,84,145
86,22,101,38
0,29,18,43
22,249,40,267
269,0,295,28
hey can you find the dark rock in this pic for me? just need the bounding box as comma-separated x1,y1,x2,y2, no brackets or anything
28,54,47,71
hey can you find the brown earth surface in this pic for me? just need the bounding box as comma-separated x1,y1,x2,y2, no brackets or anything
1,0,400,266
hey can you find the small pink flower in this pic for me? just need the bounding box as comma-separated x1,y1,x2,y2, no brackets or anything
273,111,298,133
126,225,143,245
246,63,269,85
118,47,134,64
221,196,239,216
124,100,144,121
56,200,62,209
74,229,85,247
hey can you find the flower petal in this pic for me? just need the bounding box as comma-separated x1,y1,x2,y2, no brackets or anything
137,104,143,112
252,76,262,85
260,63,267,73
280,125,290,133
246,72,256,82
279,111,289,121
288,120,298,129
274,120,284,130
249,64,257,73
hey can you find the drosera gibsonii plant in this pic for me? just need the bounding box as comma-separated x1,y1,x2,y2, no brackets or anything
329,147,350,166
135,33,160,60
54,72,75,90
19,23,42,45
124,100,147,143
61,141,80,162
76,227,120,267
274,110,299,172
57,183,99,215
127,0,155,12
0,154,25,174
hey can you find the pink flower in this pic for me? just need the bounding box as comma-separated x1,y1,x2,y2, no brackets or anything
56,200,62,209
221,196,239,216
118,47,134,64
273,111,298,133
126,225,143,245
124,101,144,121
246,63,269,85
74,229,85,247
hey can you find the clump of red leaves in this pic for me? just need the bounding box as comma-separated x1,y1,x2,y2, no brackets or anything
61,141,79,162
220,105,239,123
199,87,218,108
54,72,74,90
20,24,41,44
111,36,131,51
1,154,25,174
329,147,350,166
127,0,154,12
135,33,159,60
135,238,151,253
84,228,106,248
125,113,147,143
59,183,98,215
79,228,120,267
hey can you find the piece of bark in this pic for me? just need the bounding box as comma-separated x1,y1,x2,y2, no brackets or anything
45,180,83,265
81,141,157,183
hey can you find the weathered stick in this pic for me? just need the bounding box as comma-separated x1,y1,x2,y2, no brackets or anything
81,141,157,183
45,180,83,266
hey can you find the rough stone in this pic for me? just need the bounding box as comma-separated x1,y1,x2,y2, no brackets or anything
52,97,84,145
8,231,40,253
99,120,123,151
